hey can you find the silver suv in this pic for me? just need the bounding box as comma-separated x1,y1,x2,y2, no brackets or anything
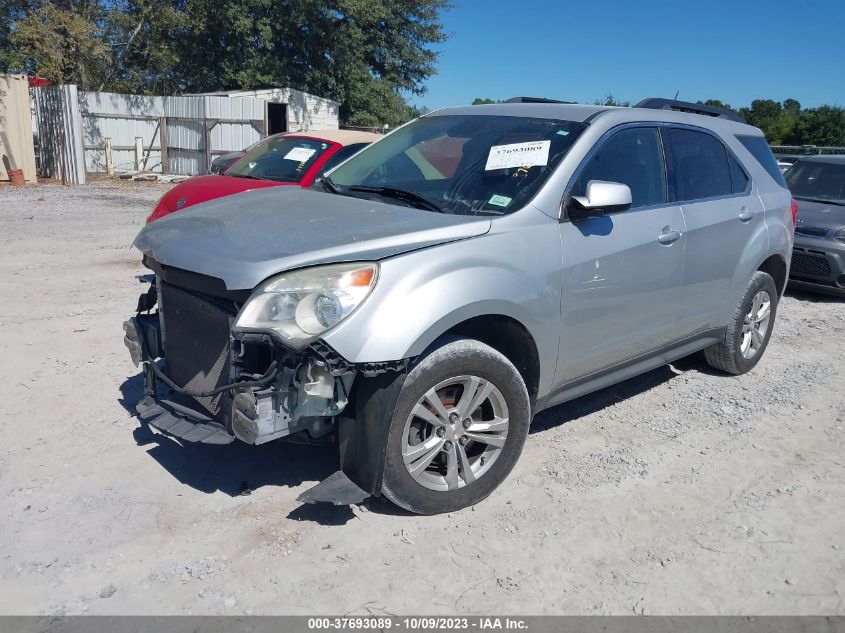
124,98,794,514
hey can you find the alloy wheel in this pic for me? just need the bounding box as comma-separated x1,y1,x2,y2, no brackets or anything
740,290,772,359
401,375,510,491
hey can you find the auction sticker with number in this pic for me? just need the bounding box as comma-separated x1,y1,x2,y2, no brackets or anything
485,140,550,171
284,147,318,162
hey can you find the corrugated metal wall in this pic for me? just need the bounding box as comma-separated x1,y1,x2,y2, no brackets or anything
32,87,339,178
164,95,204,175
76,91,266,175
79,91,164,173
31,85,86,184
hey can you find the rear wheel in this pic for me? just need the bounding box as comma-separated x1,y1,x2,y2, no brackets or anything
704,271,778,375
380,338,530,514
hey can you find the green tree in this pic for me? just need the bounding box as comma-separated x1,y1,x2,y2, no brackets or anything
594,93,629,107
472,97,500,105
783,98,801,116
702,98,735,111
739,99,782,142
737,98,808,144
792,106,845,146
3,0,450,126
4,1,110,87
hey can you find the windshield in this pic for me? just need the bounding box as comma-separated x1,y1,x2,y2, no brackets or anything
226,136,332,182
326,115,587,215
786,160,845,206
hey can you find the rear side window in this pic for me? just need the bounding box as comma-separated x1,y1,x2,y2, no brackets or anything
667,128,732,201
574,127,667,209
318,143,369,176
736,134,787,188
729,153,750,194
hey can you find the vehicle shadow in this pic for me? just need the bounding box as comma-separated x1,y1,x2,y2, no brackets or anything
119,351,718,524
785,288,844,304
120,373,403,525
531,351,714,433
120,374,338,497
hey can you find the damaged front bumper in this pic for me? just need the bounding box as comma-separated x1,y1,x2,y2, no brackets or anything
123,275,366,446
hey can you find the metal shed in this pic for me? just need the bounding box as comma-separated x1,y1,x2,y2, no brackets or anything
195,88,340,136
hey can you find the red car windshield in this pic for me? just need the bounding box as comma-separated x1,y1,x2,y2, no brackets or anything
226,136,332,183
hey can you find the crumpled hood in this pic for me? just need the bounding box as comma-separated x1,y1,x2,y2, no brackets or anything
794,198,845,233
134,186,491,290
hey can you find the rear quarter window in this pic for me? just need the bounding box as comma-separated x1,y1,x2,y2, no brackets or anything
728,153,750,194
736,134,787,188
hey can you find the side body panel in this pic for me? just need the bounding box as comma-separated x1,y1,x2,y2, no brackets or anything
726,133,793,295
322,206,563,399
677,187,767,331
556,204,687,384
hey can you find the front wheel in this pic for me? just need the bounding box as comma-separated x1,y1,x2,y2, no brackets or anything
704,271,778,375
380,338,531,515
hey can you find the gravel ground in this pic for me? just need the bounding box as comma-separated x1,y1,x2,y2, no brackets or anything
0,181,843,616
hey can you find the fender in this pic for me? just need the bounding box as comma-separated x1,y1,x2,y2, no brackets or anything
322,210,563,399
764,205,795,293
722,205,770,324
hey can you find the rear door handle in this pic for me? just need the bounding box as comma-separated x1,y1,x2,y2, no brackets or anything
657,226,682,245
738,208,754,222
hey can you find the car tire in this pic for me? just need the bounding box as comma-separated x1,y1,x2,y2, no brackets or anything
704,271,778,375
380,337,530,515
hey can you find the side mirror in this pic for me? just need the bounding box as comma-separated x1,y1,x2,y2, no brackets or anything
568,180,632,221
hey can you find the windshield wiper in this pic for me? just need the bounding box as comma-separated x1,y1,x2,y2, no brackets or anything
315,175,342,194
347,185,446,213
227,173,273,181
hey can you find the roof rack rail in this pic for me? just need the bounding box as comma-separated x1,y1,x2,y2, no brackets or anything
634,98,745,123
504,96,573,104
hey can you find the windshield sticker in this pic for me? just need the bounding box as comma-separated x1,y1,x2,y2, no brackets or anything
283,147,318,162
485,140,550,171
488,194,512,207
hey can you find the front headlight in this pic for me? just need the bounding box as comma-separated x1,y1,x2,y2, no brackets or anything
835,228,845,244
234,262,378,344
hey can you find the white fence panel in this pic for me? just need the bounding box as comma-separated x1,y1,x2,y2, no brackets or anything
165,96,206,174
205,95,263,159
211,122,261,155
79,91,164,117
79,91,165,172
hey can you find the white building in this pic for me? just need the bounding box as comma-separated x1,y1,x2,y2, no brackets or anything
192,88,340,135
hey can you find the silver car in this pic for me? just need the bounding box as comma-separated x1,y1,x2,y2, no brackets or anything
124,98,794,514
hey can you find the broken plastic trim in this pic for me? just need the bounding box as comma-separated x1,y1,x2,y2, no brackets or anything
131,316,280,398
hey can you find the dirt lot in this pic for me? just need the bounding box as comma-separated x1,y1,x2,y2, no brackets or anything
0,181,843,616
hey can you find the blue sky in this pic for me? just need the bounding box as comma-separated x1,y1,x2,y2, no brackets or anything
410,0,845,111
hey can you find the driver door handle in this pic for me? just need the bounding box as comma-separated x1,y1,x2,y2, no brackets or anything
738,207,754,222
657,226,682,245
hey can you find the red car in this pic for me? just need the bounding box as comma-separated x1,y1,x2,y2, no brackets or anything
147,130,381,222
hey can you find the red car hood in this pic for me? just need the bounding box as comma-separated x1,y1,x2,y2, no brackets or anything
147,174,292,222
